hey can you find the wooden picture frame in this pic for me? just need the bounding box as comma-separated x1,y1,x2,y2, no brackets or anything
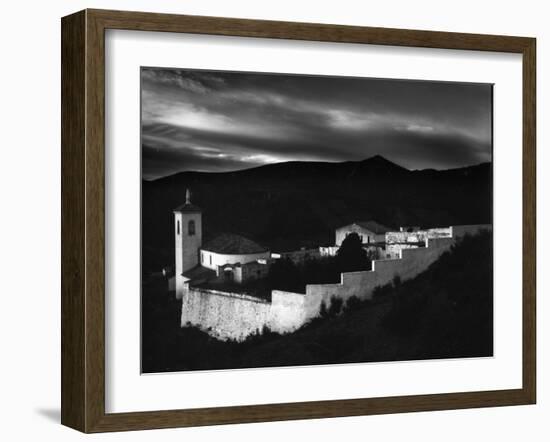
61,8,536,433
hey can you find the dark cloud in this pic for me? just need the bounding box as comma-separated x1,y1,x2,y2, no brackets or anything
141,67,492,180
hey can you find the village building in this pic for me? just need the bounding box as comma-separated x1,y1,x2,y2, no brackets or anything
200,233,271,283
335,220,392,245
200,233,270,272
171,189,491,341
173,190,271,298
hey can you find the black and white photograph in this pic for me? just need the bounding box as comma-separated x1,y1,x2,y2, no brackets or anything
1,0,544,438
141,67,493,373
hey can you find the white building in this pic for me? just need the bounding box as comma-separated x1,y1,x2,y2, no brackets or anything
173,190,270,299
335,220,392,245
200,234,270,271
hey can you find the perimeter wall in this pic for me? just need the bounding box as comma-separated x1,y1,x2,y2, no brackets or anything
181,287,271,341
181,224,491,341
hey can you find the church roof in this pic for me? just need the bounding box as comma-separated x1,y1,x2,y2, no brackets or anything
202,233,269,255
173,202,202,213
182,265,215,280
173,188,201,213
341,220,392,234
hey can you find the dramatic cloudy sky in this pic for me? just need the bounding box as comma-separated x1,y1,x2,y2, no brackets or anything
141,67,492,180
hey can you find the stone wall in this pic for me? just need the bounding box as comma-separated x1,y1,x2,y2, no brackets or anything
269,290,308,333
306,224,490,312
180,224,491,341
385,242,424,259
181,287,271,341
451,224,492,238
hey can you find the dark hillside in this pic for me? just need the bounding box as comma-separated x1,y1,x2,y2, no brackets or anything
142,155,492,274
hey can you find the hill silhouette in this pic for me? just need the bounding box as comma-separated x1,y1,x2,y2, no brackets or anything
142,155,492,274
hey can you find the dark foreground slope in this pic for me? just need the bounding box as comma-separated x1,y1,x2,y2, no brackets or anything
142,231,493,373
142,155,492,274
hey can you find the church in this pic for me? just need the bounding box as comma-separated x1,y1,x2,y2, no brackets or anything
173,190,271,299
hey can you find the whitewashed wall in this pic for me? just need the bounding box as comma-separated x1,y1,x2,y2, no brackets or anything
182,225,491,340
200,249,270,271
181,287,271,341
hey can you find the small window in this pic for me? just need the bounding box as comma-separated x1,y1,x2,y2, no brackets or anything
177,220,180,235
209,255,212,265
188,220,195,236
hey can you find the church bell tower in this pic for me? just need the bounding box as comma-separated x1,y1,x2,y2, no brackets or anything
173,189,202,299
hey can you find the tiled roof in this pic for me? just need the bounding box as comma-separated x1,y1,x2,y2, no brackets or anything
202,233,269,255
173,202,202,213
182,265,216,280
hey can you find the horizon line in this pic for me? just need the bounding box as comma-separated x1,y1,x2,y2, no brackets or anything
143,155,491,182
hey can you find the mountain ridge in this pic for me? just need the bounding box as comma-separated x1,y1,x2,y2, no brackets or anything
141,154,492,273
144,153,488,182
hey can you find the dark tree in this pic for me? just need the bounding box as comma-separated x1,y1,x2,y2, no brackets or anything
336,232,370,272
268,258,303,292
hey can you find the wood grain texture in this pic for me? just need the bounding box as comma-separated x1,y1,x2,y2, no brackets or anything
61,10,86,432
522,38,536,404
89,8,533,52
85,9,107,433
60,8,537,433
